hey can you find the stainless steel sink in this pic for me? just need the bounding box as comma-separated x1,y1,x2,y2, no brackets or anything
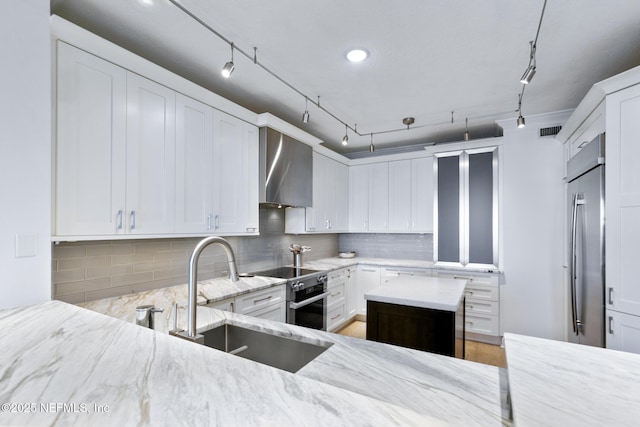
202,324,332,373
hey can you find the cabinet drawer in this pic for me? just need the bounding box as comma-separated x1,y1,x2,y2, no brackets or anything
235,285,285,315
328,282,346,306
432,271,499,286
327,302,346,331
465,284,499,301
247,301,286,323
465,299,499,316
328,269,346,283
465,314,499,336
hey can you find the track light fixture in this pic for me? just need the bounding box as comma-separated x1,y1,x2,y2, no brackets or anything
221,43,235,78
302,97,310,123
517,93,526,128
464,118,470,141
520,41,536,84
369,133,375,152
342,124,349,146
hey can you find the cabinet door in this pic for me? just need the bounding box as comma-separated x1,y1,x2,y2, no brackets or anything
305,152,325,231
411,157,434,232
606,309,640,354
212,110,244,233
346,267,358,318
175,94,214,233
333,161,350,232
606,85,640,317
126,72,176,234
55,42,127,236
368,163,389,231
388,160,412,231
357,266,381,315
349,165,369,231
242,123,259,233
324,157,338,231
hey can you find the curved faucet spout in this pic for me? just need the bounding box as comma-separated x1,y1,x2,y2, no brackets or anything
187,236,239,338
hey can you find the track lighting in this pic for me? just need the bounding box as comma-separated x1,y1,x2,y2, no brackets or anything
517,93,526,128
342,124,349,146
520,41,536,84
302,97,310,123
369,134,375,152
464,118,470,141
221,43,235,78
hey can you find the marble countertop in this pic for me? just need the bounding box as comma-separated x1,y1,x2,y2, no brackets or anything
504,333,640,427
365,276,467,311
0,301,443,426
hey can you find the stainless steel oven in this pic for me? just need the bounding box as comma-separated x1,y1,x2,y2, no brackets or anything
249,267,328,331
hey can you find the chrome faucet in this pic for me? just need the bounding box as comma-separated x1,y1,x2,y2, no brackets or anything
135,305,164,330
179,236,239,341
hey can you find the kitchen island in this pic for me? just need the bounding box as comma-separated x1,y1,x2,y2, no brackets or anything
365,276,467,357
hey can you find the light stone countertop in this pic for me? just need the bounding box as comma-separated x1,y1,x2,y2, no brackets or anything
0,301,444,426
72,271,510,426
365,276,467,311
504,332,640,427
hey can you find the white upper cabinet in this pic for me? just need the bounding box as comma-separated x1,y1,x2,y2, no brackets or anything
286,152,348,234
175,94,214,233
348,163,389,232
55,42,258,240
55,42,127,237
388,160,412,231
411,157,434,233
213,110,259,234
126,72,176,235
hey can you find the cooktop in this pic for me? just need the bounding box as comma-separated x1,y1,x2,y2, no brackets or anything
250,267,321,280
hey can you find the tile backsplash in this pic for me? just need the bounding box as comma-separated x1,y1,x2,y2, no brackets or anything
53,209,338,304
339,233,433,261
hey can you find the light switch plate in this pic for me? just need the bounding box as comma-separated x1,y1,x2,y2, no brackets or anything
15,233,37,258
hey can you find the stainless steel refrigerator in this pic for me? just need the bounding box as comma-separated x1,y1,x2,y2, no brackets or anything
567,134,605,347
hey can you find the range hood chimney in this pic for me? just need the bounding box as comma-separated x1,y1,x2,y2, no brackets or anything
259,127,313,208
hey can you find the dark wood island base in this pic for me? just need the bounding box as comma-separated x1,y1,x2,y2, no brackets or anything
366,299,465,358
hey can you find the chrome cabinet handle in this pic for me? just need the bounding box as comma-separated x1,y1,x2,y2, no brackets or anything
253,295,272,304
609,316,614,334
608,287,614,305
130,210,136,230
230,301,234,313
207,214,212,230
116,210,123,230
330,313,341,321
215,214,220,230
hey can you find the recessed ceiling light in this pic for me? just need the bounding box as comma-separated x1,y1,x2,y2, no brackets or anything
346,49,368,63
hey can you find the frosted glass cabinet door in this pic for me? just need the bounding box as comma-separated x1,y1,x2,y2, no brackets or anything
175,93,214,233
126,72,176,234
55,42,127,236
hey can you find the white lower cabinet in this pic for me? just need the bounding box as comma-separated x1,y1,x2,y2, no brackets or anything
205,285,286,323
606,309,640,354
431,270,501,343
380,267,430,284
327,269,347,332
345,267,358,319
357,266,381,315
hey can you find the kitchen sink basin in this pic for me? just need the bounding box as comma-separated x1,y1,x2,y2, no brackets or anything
202,324,332,373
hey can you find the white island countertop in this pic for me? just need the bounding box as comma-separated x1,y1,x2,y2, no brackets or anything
505,332,640,427
365,276,467,311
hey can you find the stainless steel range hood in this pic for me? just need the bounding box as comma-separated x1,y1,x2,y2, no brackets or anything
259,127,312,208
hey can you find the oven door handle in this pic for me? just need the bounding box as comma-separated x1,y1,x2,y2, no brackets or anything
289,292,330,310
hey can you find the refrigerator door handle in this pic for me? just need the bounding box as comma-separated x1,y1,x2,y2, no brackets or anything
570,193,585,335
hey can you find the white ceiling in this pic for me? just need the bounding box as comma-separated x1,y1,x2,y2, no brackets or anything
51,0,640,157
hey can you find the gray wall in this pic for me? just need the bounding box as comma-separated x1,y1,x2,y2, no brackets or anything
53,209,338,303
339,233,433,261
